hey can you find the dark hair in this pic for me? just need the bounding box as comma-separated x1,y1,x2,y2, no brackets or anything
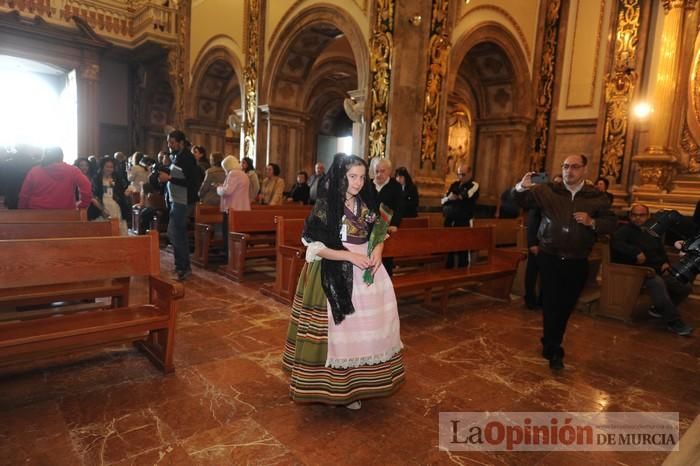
394,166,415,187
595,177,609,190
242,157,255,172
578,153,588,166
167,130,186,143
268,163,281,176
74,156,94,178
297,171,308,181
192,145,207,157
210,152,224,167
324,153,375,211
98,156,116,174
41,146,64,166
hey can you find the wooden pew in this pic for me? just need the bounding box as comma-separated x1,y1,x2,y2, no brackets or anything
130,191,167,235
0,219,124,312
251,203,310,209
272,226,523,310
0,218,119,240
260,215,430,305
219,207,311,282
192,203,224,267
0,209,87,222
382,227,525,309
595,238,655,322
0,230,183,373
472,217,523,247
259,217,306,304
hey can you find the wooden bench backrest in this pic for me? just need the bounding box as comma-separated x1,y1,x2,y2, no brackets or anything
418,212,445,228
383,226,493,259
251,203,311,210
400,217,429,229
0,219,120,240
0,230,160,289
229,207,311,233
0,209,87,222
275,217,305,247
275,215,431,248
472,218,522,247
194,203,222,224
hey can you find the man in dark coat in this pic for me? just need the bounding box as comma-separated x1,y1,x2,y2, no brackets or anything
372,158,404,275
442,163,479,268
611,203,693,336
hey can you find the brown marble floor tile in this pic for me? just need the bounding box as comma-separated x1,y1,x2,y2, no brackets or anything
69,409,179,465
0,251,697,465
0,401,81,466
180,417,298,465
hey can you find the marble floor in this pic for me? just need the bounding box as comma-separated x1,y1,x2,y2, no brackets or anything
1,253,699,466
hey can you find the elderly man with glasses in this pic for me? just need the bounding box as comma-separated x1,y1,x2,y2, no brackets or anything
513,154,616,371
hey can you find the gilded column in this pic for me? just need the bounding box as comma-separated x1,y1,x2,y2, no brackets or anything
632,0,694,191
168,0,191,130
78,63,100,156
243,0,264,161
530,0,563,172
419,0,450,169
599,0,641,184
367,0,396,160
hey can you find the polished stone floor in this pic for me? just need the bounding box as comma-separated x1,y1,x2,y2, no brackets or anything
1,253,699,466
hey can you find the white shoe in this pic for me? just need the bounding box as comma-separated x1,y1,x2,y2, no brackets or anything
345,401,362,410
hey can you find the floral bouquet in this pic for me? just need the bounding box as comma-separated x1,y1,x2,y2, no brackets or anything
363,203,393,285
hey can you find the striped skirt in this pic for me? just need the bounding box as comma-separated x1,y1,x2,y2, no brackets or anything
282,246,405,405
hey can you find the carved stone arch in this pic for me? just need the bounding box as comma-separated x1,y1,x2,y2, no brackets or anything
448,22,533,118
261,3,369,106
187,45,243,153
301,56,358,110
445,22,535,208
189,45,244,121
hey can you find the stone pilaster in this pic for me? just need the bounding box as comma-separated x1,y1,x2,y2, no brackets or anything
78,63,100,156
259,105,309,186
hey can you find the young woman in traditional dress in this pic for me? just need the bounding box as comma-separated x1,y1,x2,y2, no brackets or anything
282,153,405,410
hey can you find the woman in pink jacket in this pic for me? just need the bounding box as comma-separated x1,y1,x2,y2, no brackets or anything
18,147,92,209
217,155,251,255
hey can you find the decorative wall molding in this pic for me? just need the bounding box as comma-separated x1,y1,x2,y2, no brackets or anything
599,0,640,182
0,0,178,47
530,0,562,171
564,0,607,109
267,0,368,50
458,4,531,59
682,122,700,173
420,0,450,168
366,0,395,160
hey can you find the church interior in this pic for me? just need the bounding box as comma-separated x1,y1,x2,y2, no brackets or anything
1,0,700,464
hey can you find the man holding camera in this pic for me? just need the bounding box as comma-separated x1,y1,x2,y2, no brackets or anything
442,163,479,268
513,154,616,371
158,130,199,281
611,203,694,336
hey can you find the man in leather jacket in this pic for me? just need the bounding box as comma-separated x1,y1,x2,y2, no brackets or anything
513,154,616,371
